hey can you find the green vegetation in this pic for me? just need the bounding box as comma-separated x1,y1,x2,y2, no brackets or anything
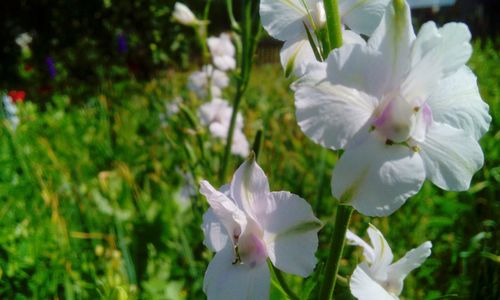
0,41,498,299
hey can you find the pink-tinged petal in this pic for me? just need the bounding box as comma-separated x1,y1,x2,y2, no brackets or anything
386,241,432,296
426,66,491,141
346,230,376,263
263,191,321,277
204,245,270,300
280,37,318,78
200,180,247,245
295,81,378,150
368,0,415,90
418,122,484,191
230,157,271,223
332,134,425,216
340,0,391,36
350,263,398,300
326,43,386,98
366,225,393,282
202,209,229,252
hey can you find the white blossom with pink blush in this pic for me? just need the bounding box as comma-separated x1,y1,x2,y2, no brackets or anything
207,33,236,71
198,98,249,157
200,157,321,300
260,0,390,76
347,225,432,300
293,1,491,216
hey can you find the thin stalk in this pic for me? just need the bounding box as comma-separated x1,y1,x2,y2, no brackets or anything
319,205,353,299
271,264,300,300
323,0,343,52
219,86,244,182
219,0,260,182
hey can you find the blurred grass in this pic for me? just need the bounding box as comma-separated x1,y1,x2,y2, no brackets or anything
0,40,498,299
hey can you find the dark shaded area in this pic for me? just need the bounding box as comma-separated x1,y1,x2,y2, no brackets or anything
0,0,230,100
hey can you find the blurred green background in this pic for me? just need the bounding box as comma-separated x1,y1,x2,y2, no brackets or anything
0,0,499,299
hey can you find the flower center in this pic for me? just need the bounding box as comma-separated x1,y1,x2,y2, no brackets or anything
372,93,433,144
232,220,267,268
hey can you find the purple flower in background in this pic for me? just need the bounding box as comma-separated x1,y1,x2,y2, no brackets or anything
46,56,57,79
117,33,128,54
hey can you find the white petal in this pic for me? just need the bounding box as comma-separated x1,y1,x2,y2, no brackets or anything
295,81,378,150
426,66,491,140
346,230,375,264
403,22,472,102
368,0,415,89
209,122,228,139
204,245,270,300
230,157,271,223
418,122,484,191
332,134,426,216
386,241,432,296
231,130,250,158
260,0,310,41
366,226,393,282
326,43,387,98
340,0,391,36
342,29,367,46
202,209,229,252
280,37,318,77
350,264,397,300
214,55,236,71
200,180,247,243
263,191,321,277
410,22,472,78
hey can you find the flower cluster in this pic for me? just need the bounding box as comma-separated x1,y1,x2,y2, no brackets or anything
173,2,248,157
198,98,249,157
196,0,491,299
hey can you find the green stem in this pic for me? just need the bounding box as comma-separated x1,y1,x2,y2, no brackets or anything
219,86,244,182
218,0,260,183
271,264,300,300
323,0,343,52
319,205,353,299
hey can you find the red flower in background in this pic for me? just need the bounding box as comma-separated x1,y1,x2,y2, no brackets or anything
8,90,26,103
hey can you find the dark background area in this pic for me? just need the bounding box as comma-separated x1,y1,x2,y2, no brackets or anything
0,0,497,99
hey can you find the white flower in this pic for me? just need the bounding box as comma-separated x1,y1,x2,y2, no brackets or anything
2,95,20,129
159,96,182,127
207,33,236,71
201,156,321,300
188,65,229,99
347,225,432,300
198,98,249,157
172,2,202,26
175,168,196,211
15,33,32,49
293,1,491,216
260,0,390,76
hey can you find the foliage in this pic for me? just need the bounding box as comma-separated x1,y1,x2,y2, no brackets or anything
0,40,498,299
